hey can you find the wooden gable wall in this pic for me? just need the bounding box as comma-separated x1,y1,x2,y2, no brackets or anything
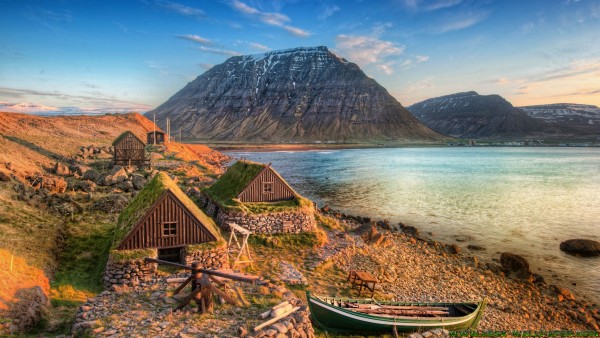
238,167,296,203
114,132,146,165
118,191,216,250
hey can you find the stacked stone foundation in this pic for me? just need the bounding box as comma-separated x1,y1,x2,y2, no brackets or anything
104,253,158,289
183,246,229,268
198,194,316,234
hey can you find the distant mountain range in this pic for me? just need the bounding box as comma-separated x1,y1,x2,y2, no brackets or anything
0,102,136,116
147,46,444,144
408,92,599,140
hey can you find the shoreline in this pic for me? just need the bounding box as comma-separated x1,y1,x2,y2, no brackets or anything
317,207,600,332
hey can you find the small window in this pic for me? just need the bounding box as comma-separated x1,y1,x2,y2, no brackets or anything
262,182,273,194
163,222,177,237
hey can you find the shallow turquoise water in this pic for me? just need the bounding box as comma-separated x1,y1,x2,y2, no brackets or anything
228,147,600,303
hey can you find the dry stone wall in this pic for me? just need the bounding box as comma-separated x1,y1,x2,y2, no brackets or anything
198,194,316,234
183,246,228,268
104,254,158,289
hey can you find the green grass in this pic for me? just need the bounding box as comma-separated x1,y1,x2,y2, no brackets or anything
110,248,157,263
248,230,327,250
243,196,313,214
52,212,114,293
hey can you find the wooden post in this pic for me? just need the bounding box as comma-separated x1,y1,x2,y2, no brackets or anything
191,262,202,311
199,273,213,313
10,252,14,272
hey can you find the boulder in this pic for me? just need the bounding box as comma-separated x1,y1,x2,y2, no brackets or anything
74,180,96,193
446,244,461,254
111,168,128,184
53,162,70,176
500,252,531,279
560,239,600,257
132,174,147,190
0,170,11,182
83,169,100,182
93,194,130,213
116,181,134,192
402,225,419,237
69,164,91,176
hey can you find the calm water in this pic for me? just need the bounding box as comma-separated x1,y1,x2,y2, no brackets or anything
228,147,600,303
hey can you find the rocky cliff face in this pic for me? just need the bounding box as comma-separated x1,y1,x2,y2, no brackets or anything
147,46,443,143
407,91,557,139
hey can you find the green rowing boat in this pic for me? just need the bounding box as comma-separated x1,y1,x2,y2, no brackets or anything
307,291,486,334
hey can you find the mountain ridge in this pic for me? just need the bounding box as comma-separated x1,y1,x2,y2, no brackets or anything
407,91,563,139
147,46,445,144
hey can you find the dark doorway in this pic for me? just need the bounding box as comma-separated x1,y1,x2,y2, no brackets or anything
158,247,183,263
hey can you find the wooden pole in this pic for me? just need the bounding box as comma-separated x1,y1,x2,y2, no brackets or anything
191,262,202,311
153,113,156,145
10,252,14,272
254,306,301,332
199,273,213,313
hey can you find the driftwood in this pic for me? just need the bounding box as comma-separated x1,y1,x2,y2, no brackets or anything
254,306,301,332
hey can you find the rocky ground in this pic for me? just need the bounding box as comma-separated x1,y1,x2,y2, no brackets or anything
313,209,600,334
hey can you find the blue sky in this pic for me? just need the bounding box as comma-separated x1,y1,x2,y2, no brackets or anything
1,0,599,112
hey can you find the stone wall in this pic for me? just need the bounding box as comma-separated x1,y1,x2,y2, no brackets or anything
198,194,316,234
104,251,158,289
183,246,229,268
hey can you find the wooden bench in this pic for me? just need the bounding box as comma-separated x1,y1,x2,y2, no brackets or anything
347,270,378,297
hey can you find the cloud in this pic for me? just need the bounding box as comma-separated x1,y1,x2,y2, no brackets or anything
228,0,311,37
176,34,212,45
567,88,600,96
0,86,151,111
197,46,240,56
283,25,311,37
402,0,463,12
377,62,396,75
25,7,72,29
433,11,490,33
318,4,340,20
145,61,169,76
335,34,404,66
416,55,430,63
153,0,205,19
249,42,271,51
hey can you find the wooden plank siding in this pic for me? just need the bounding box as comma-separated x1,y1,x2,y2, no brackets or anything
114,131,146,165
238,167,296,203
118,191,216,250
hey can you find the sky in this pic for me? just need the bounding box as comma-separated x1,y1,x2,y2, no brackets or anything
1,0,599,112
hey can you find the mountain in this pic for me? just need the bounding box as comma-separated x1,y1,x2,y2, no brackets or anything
0,102,139,116
147,46,444,143
407,91,557,139
519,103,600,134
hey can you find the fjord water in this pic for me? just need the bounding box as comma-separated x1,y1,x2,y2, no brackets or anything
230,147,600,303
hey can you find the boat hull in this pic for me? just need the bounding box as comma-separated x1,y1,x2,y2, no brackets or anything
307,292,486,334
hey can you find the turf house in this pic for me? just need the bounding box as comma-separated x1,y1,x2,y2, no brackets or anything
104,172,227,288
112,130,147,166
199,160,316,234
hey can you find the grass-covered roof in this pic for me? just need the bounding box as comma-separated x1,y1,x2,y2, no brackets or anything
111,171,223,250
204,160,311,213
112,130,144,146
204,160,265,208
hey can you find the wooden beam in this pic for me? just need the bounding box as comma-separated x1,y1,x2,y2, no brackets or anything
253,306,301,332
173,276,193,295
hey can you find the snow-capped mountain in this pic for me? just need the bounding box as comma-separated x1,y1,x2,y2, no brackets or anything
147,46,444,143
407,91,554,139
519,103,600,127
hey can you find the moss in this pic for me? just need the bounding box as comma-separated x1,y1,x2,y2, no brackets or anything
248,229,327,249
186,239,226,253
243,196,313,214
315,213,347,231
110,248,157,263
204,160,264,210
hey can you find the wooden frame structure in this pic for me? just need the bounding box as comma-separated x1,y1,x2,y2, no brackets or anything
147,131,166,145
227,222,253,268
144,258,260,313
